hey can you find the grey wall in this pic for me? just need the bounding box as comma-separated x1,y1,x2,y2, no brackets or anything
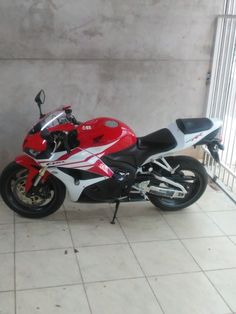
0,0,224,169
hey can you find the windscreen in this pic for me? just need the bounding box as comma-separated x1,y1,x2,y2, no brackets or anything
29,110,70,134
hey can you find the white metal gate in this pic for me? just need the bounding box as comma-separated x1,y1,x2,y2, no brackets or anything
204,14,236,200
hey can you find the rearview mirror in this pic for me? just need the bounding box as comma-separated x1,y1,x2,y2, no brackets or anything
34,90,45,118
35,90,45,105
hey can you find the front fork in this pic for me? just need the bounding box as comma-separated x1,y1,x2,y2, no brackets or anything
15,155,50,194
33,167,49,187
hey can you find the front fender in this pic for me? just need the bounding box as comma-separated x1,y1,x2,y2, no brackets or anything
15,154,40,168
15,154,50,193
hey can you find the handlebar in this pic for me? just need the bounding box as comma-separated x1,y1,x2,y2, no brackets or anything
64,108,81,125
40,129,71,154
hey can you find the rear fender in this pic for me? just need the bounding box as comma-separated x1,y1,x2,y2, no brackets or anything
206,140,224,163
195,128,224,162
15,155,50,193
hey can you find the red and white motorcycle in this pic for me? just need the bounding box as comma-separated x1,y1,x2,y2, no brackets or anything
0,90,223,222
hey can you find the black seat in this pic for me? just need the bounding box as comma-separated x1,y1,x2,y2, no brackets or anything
102,128,177,167
138,128,177,151
176,118,213,134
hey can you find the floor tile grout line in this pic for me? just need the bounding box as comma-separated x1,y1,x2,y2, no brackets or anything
202,266,236,272
7,266,236,293
0,221,15,226
15,282,84,293
0,207,232,225
13,210,111,224
197,209,236,213
15,276,146,292
204,211,236,246
13,214,16,314
9,265,236,293
14,271,203,293
116,217,165,314
0,57,210,63
12,242,129,254
63,205,93,314
14,246,74,254
195,201,205,213
14,219,66,224
127,234,228,242
204,270,235,313
160,210,233,312
159,211,204,272
5,234,236,256
0,289,15,294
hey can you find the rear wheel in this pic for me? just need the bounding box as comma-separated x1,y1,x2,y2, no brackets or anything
148,156,208,211
0,162,66,218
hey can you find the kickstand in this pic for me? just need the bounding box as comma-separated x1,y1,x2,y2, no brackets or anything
111,200,120,224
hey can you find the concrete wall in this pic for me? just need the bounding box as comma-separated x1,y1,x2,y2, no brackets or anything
0,0,224,169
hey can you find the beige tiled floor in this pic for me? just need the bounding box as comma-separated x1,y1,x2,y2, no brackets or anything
0,185,236,314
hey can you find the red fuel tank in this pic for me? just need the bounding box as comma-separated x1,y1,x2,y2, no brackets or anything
77,117,137,156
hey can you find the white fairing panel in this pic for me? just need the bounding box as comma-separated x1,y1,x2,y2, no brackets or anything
47,167,107,201
35,144,116,201
142,118,222,164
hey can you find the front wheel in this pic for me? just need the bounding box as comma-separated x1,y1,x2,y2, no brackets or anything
148,156,208,211
0,162,66,218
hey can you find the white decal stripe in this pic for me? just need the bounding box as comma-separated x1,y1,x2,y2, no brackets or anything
86,140,119,154
38,141,117,167
61,163,91,169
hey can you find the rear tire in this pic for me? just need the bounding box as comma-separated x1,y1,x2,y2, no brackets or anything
0,162,66,218
148,156,208,211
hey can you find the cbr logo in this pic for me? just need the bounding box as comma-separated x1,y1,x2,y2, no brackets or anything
46,161,65,166
186,132,203,143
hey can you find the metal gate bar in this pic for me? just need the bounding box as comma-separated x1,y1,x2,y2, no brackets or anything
204,14,236,201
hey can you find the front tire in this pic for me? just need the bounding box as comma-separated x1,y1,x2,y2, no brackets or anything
0,162,66,218
148,156,208,211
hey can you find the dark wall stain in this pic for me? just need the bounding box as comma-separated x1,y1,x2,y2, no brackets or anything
83,28,103,39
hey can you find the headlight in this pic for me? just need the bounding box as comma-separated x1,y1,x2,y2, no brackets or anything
27,149,41,157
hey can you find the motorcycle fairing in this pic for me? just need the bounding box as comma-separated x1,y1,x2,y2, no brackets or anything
17,142,115,196
77,117,137,155
102,118,222,168
20,112,222,202
141,118,222,164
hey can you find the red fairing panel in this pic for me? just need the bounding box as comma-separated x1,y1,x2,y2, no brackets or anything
77,117,137,157
23,133,47,152
15,155,50,192
21,115,136,180
23,122,76,153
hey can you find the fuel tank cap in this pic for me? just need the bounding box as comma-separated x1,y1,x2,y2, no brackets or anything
104,120,119,128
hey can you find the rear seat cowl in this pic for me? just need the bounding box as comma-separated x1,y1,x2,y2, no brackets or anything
176,118,213,134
